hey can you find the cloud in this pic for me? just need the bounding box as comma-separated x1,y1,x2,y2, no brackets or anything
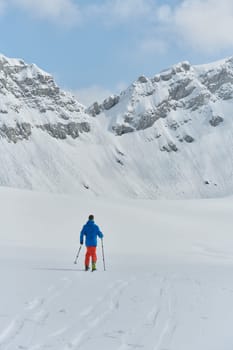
11,0,80,26
140,38,168,55
0,0,7,15
85,0,156,25
0,0,155,27
158,0,233,53
156,4,172,23
109,0,154,21
72,85,114,107
2,0,232,57
72,82,129,107
1,0,232,57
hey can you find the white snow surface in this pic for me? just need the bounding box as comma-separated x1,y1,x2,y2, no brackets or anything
1,187,233,349
0,54,233,198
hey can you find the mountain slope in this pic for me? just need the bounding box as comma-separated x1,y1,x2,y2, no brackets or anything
88,57,233,198
0,54,233,198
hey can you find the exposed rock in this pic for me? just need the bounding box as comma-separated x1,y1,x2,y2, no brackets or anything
152,75,160,83
143,88,156,97
124,113,134,123
116,158,124,166
103,95,120,110
60,113,69,120
181,61,191,71
160,69,175,81
201,68,233,94
217,84,233,100
169,79,195,100
0,55,91,145
156,101,171,118
185,92,210,110
169,120,180,130
113,124,134,136
135,113,158,130
116,148,125,156
209,116,224,127
161,142,178,152
0,56,84,118
0,122,32,143
183,135,195,143
37,122,90,139
137,75,149,83
87,102,102,116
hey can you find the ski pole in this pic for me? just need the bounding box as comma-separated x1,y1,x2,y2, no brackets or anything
74,245,82,264
101,238,106,271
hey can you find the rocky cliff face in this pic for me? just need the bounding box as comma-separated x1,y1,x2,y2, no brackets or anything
88,58,232,139
0,55,90,143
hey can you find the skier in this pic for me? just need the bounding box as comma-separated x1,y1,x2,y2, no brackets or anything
80,214,104,271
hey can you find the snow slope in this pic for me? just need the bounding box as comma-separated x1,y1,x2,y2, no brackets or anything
0,54,233,198
1,187,233,349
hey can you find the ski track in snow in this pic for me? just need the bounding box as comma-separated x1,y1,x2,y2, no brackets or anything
0,269,215,350
1,190,233,349
0,276,73,350
1,264,233,350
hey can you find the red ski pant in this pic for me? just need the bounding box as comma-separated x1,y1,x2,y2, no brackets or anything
85,246,97,266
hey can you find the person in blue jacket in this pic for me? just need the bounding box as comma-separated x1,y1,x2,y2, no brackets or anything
80,214,104,271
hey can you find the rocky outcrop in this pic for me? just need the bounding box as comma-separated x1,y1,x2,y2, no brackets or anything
112,124,134,136
92,57,233,139
37,122,90,139
161,142,178,152
0,123,31,143
209,116,224,127
87,95,120,116
0,55,91,142
169,78,195,101
183,135,195,143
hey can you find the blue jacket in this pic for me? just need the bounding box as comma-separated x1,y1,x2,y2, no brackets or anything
80,220,103,247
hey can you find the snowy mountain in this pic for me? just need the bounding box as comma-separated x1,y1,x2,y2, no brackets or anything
0,54,90,142
89,59,231,135
0,54,233,198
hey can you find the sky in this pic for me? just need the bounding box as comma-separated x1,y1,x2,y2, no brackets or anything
0,0,233,106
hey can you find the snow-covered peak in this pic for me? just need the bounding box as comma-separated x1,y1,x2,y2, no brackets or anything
0,53,51,80
0,53,25,66
194,56,232,72
0,53,91,143
87,56,233,136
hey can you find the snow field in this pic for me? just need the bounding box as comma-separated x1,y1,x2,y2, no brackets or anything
1,258,233,350
0,188,233,349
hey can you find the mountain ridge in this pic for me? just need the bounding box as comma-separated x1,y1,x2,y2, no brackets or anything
0,53,232,199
